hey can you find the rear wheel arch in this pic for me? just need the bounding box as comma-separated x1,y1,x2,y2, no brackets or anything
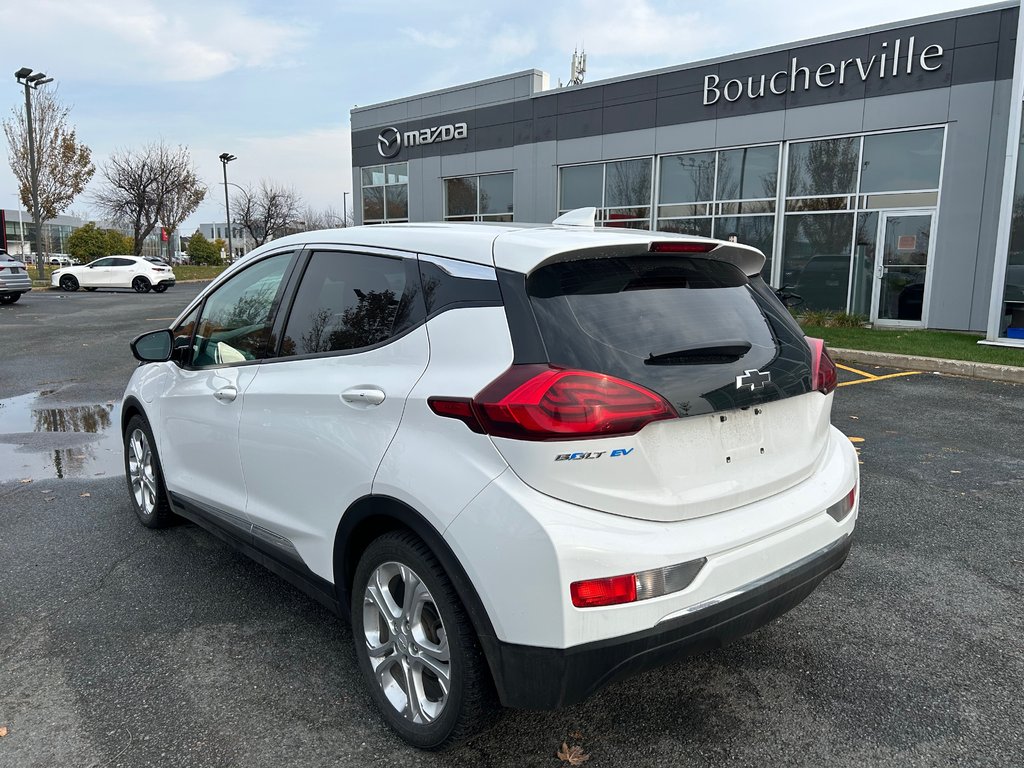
334,495,499,649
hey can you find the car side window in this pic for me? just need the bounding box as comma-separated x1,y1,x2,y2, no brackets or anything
113,258,136,267
91,258,116,267
190,252,295,367
279,251,423,357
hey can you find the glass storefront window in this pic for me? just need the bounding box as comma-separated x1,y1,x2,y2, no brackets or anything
604,159,652,208
480,173,514,216
444,172,513,221
658,152,715,204
560,164,603,210
780,213,854,310
860,129,943,193
850,212,878,317
656,218,711,237
717,145,779,201
715,216,775,279
787,138,859,197
362,161,408,224
445,177,477,217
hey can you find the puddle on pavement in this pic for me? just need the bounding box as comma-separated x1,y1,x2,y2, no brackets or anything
0,392,124,482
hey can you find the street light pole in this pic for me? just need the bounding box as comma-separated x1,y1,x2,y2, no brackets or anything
14,67,53,280
219,153,236,261
342,191,349,227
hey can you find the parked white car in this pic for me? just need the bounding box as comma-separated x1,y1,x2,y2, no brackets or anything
122,209,858,749
51,255,175,293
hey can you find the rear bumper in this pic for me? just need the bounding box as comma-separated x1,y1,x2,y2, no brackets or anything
483,533,852,709
157,277,176,287
0,281,31,293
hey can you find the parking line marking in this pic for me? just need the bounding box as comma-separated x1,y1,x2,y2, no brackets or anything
838,371,922,387
836,363,877,379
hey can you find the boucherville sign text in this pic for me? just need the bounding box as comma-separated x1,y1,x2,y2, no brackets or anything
703,36,943,106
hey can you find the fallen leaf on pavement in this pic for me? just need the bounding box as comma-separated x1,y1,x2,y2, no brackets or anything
0,725,8,737
557,742,590,765
20,478,32,484
80,492,91,497
40,490,53,494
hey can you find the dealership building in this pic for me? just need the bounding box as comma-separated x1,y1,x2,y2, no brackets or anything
351,2,1024,344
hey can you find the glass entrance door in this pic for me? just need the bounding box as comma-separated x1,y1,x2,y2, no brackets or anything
871,211,934,325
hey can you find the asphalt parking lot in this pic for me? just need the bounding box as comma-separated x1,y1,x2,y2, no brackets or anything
1,286,1022,768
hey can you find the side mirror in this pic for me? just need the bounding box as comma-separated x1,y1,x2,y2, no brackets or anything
130,329,173,362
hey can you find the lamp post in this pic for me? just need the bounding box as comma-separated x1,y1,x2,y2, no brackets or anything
14,67,54,280
342,191,350,228
219,153,236,260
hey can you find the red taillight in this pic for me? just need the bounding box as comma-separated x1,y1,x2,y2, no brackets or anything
806,337,838,395
427,397,483,433
429,365,677,440
570,574,637,608
473,364,676,440
826,483,858,521
649,241,716,253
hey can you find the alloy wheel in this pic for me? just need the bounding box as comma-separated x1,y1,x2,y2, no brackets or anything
127,427,157,517
362,561,451,725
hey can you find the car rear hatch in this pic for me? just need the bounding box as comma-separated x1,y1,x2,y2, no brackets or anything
482,240,833,522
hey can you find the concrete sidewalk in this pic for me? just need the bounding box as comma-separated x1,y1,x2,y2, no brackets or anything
831,347,1024,385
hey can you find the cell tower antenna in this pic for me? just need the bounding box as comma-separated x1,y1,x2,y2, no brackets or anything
568,46,587,86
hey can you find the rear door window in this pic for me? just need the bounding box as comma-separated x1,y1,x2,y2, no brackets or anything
279,251,424,357
526,255,811,416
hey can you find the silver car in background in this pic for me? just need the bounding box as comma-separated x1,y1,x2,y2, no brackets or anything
0,251,32,304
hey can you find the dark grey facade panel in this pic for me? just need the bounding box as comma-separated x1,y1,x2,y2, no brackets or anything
952,43,1001,84
350,7,1017,168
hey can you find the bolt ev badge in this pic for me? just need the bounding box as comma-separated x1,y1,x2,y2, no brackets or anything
736,369,771,391
377,127,401,159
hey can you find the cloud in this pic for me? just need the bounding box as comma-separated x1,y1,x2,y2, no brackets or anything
549,0,724,69
13,0,310,83
400,27,461,50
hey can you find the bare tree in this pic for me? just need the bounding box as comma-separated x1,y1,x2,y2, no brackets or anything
231,181,303,246
296,205,345,232
92,142,206,256
3,88,95,276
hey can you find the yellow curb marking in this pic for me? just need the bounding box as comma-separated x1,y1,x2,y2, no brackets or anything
836,363,877,379
838,371,923,387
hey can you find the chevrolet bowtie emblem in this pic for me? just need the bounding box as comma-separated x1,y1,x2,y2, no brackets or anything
736,369,771,390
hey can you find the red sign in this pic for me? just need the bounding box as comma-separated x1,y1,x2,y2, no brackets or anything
896,235,916,251
161,228,168,242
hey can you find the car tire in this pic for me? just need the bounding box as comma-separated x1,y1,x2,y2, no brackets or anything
59,275,79,291
0,292,20,304
152,284,168,293
132,276,152,293
351,531,497,750
123,415,175,529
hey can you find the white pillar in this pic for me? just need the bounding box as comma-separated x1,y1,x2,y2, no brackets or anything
986,3,1024,343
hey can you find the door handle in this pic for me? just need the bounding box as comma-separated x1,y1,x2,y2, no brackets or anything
341,387,386,406
213,386,238,403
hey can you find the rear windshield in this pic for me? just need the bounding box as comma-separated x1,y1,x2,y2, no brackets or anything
525,255,812,416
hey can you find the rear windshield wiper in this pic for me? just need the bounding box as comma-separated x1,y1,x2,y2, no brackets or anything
644,341,752,366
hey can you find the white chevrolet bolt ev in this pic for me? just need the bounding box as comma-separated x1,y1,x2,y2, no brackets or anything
123,208,858,749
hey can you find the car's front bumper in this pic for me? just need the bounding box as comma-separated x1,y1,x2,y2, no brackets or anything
481,533,852,709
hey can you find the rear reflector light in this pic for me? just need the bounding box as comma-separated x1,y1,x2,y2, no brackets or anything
826,484,858,522
571,557,707,608
649,241,716,253
433,365,677,441
571,574,636,608
806,336,838,395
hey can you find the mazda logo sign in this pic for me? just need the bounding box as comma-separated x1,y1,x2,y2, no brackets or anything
377,127,401,159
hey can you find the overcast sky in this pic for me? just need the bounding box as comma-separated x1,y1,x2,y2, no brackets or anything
0,0,1001,232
